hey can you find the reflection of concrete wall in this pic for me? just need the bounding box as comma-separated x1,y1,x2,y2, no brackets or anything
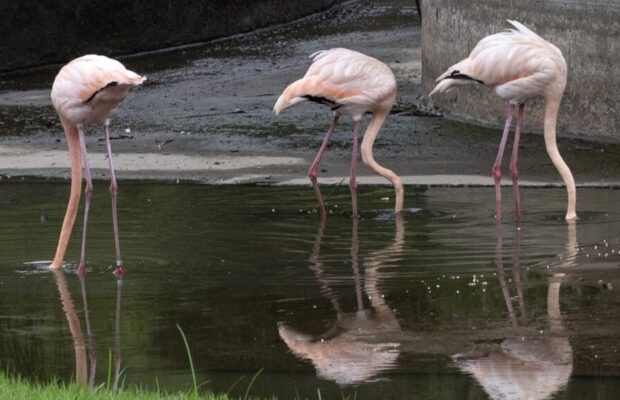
0,0,341,72
422,0,619,140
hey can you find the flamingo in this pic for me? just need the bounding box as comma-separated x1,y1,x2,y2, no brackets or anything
49,55,145,275
274,48,402,217
430,20,576,221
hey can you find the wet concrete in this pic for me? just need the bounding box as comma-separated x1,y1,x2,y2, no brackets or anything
421,0,620,140
1,0,620,190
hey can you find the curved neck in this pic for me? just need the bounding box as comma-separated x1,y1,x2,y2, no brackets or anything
360,111,404,212
51,120,82,268
543,98,576,220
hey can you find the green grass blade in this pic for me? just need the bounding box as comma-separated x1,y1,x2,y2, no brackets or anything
176,324,198,395
243,368,264,400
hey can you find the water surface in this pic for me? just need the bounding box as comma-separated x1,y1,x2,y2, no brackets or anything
0,182,619,399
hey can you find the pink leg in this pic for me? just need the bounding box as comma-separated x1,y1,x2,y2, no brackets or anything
308,114,340,215
104,122,123,277
308,114,340,181
510,104,525,222
492,103,515,221
77,124,93,275
350,120,360,218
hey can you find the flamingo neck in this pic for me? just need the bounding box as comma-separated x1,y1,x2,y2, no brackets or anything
360,110,404,212
543,98,576,220
50,121,83,269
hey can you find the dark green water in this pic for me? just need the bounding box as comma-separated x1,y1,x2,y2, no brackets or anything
1,182,620,399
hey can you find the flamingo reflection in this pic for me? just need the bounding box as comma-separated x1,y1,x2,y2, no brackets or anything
279,215,404,385
454,221,576,400
113,277,123,390
53,270,89,386
52,271,124,388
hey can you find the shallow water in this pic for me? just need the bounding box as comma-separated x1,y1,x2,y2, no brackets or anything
1,182,620,399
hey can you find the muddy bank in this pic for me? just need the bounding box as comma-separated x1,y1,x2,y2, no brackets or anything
1,0,620,189
0,0,342,72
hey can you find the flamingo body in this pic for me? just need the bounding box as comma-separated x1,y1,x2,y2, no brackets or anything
430,20,566,103
430,20,576,221
52,55,145,125
50,55,144,272
274,48,403,215
274,48,396,118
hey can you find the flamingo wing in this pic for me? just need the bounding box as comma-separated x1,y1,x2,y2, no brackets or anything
274,48,396,115
430,20,566,102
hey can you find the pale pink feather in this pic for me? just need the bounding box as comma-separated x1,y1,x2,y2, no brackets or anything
273,48,396,117
430,20,566,103
51,55,146,125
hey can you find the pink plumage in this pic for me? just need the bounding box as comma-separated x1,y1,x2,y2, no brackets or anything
274,48,396,117
52,55,145,125
430,20,576,221
430,20,566,103
274,48,403,216
49,55,145,274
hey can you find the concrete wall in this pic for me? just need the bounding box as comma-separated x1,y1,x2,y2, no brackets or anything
422,0,619,140
0,0,341,72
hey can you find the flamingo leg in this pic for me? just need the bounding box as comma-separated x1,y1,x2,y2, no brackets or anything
308,114,340,215
350,120,360,217
77,124,93,275
104,121,123,276
492,103,515,221
510,104,525,221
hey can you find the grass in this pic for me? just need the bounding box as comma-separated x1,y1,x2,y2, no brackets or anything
0,325,277,400
0,372,236,400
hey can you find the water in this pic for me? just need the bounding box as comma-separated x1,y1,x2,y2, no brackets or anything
1,182,620,399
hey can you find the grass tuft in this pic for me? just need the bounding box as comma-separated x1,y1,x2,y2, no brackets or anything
0,372,234,399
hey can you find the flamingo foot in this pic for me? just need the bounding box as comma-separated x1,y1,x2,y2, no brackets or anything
77,262,87,276
565,212,578,221
113,265,124,278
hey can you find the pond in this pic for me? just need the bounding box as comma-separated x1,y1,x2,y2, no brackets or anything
0,182,619,399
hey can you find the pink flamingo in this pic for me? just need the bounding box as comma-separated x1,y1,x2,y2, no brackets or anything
274,48,402,217
430,20,576,221
49,55,145,275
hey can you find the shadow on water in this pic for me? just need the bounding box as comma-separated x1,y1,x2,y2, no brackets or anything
0,182,620,398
